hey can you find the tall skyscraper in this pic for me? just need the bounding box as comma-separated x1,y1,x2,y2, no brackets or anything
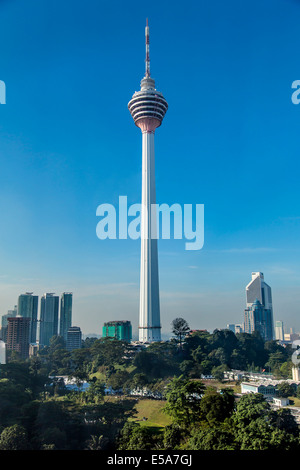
246,272,272,310
128,20,168,343
245,272,274,340
59,292,73,342
244,298,273,341
17,293,38,343
6,317,30,359
39,293,59,347
0,340,6,364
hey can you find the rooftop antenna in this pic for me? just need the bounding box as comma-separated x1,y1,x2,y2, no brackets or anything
145,18,150,78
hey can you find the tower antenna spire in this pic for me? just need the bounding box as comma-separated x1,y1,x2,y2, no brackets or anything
145,18,150,78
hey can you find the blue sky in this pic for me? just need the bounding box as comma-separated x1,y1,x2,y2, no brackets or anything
0,0,300,336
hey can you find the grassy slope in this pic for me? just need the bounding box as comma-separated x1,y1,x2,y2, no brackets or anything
103,396,171,431
130,399,172,430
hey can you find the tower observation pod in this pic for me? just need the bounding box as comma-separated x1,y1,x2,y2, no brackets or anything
128,20,168,343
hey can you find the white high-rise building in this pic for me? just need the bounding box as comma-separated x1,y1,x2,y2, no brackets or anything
246,272,272,310
0,340,6,364
245,272,274,340
128,21,168,343
275,320,284,341
292,366,300,382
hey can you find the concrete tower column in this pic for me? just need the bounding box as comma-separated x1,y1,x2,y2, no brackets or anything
138,121,161,342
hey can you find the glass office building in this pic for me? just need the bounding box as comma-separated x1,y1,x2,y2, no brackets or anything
59,292,73,343
245,272,274,340
66,326,82,351
39,293,59,347
244,298,273,341
17,293,38,343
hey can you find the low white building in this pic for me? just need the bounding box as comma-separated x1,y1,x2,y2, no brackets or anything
49,375,90,392
273,397,289,407
241,379,300,402
241,381,278,397
224,370,244,381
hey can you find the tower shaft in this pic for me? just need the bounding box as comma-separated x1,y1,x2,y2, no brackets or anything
139,129,161,342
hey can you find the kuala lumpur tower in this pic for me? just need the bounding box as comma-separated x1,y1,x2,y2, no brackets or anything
128,20,168,343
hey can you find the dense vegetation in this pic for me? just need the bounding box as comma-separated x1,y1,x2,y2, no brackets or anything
0,326,298,450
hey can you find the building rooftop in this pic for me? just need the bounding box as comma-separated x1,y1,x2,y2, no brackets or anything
242,379,300,387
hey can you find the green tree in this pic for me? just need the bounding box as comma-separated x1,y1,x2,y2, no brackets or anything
28,357,50,398
211,329,238,362
232,393,270,427
231,392,299,450
188,423,236,450
49,335,66,352
278,361,293,379
49,349,72,375
83,380,105,404
133,349,172,378
0,378,32,427
277,382,296,398
0,424,29,450
163,376,205,428
51,376,68,396
0,362,32,388
211,364,228,381
184,330,210,350
90,338,128,369
233,417,298,450
179,360,195,377
40,426,67,450
199,388,235,424
234,332,267,369
128,373,149,390
85,434,109,450
33,400,84,450
265,351,287,373
117,422,158,450
71,348,93,376
82,399,136,445
270,408,299,436
82,337,98,348
171,318,190,348
163,423,184,450
106,370,130,392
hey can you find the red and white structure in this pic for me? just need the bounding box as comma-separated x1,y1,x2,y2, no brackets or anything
128,20,168,342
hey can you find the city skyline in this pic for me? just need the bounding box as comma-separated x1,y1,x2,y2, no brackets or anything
1,0,300,335
1,279,298,340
